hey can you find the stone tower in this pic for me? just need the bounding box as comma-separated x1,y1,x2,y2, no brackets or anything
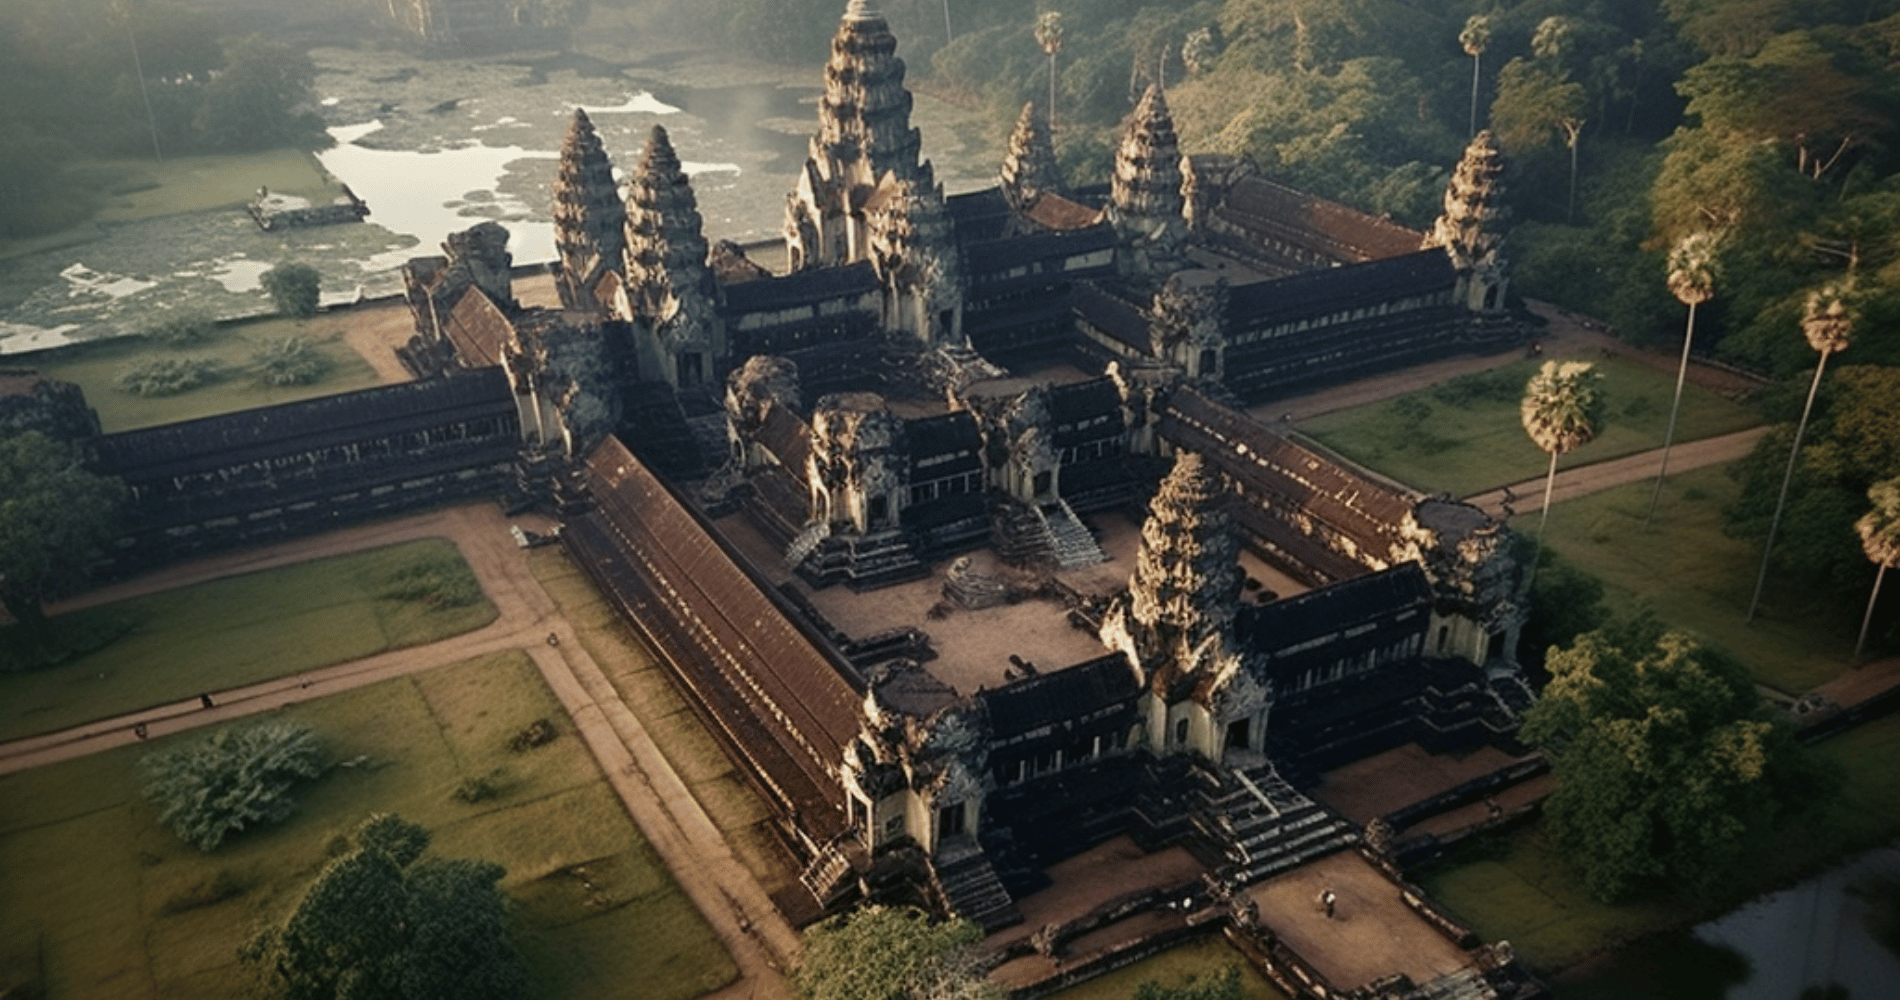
867,177,964,347
1149,271,1229,381
552,109,627,313
1107,85,1189,277
618,125,723,389
1424,129,1510,312
1109,450,1242,668
999,101,1061,209
786,0,933,270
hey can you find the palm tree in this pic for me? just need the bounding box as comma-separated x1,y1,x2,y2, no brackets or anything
1460,14,1491,138
1035,11,1065,133
1747,280,1855,621
1521,360,1604,587
1854,478,1900,660
1647,231,1719,526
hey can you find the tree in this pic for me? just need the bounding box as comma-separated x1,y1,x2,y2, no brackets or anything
1648,231,1720,525
195,35,328,153
1855,477,1900,659
1521,619,1812,901
243,813,527,1000
1748,279,1854,621
1520,361,1604,586
793,905,1001,1000
261,262,322,318
142,721,326,851
0,430,125,632
1035,11,1064,133
1459,14,1490,138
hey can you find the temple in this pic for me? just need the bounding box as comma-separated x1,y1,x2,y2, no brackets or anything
16,4,1550,997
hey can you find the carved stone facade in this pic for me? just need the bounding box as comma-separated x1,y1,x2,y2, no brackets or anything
552,110,627,314
616,125,725,390
1107,85,1189,278
1424,130,1511,313
999,102,1061,210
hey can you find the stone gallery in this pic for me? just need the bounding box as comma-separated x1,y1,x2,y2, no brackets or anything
9,3,1548,996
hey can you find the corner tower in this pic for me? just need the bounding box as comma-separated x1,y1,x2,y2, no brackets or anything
786,0,933,270
616,125,724,389
1107,84,1189,278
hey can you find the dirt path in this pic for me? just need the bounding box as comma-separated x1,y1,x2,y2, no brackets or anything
1251,299,1764,424
1463,426,1771,518
1,502,795,1000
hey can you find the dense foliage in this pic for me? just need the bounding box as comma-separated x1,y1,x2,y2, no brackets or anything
1521,618,1827,901
115,356,225,396
793,905,1001,1000
251,336,331,387
0,0,330,238
1131,967,1243,1000
261,262,323,318
242,813,528,1000
0,431,125,629
141,721,327,851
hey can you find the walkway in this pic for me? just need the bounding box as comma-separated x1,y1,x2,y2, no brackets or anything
0,503,796,1000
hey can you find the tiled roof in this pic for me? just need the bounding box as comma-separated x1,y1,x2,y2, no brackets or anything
1226,251,1454,327
981,653,1139,739
723,261,879,312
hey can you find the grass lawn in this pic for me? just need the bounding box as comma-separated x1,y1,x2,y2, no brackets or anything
1540,463,1858,693
23,313,382,432
1299,355,1761,497
0,650,737,1000
528,548,802,900
88,150,340,224
0,538,495,741
1044,935,1288,1000
1419,707,1900,985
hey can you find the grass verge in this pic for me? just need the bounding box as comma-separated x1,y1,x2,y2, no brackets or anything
23,314,381,432
1300,354,1761,497
0,650,737,1000
527,547,802,900
1043,935,1287,1000
1540,463,1857,692
0,538,495,742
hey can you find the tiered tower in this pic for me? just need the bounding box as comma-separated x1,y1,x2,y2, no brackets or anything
999,101,1061,209
551,110,627,313
619,125,723,389
1107,85,1189,277
1112,451,1242,670
1424,129,1510,312
786,0,934,270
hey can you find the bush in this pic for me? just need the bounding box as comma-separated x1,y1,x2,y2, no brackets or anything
113,357,224,396
250,336,330,387
259,262,321,318
143,309,216,345
452,768,509,804
376,557,483,609
141,721,327,851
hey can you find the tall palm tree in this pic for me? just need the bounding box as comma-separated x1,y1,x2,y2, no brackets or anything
1747,280,1855,621
1460,14,1491,138
1035,11,1064,132
1647,231,1719,526
1521,360,1604,588
1854,478,1900,660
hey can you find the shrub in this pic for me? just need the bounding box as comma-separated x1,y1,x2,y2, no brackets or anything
143,309,216,345
250,336,330,387
113,357,224,396
141,721,327,851
376,557,482,609
259,262,321,318
452,768,509,804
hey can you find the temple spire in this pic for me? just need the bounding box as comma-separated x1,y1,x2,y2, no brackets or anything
1123,451,1241,664
1107,84,1188,274
623,125,722,388
552,108,626,313
1425,129,1511,311
1000,102,1061,209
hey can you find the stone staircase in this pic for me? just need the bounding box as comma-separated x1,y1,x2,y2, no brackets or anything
932,840,1023,932
799,837,862,908
784,521,829,568
1201,763,1358,887
1041,499,1108,569
799,529,929,590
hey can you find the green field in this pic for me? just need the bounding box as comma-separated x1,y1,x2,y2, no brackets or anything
0,650,737,1000
22,314,382,432
1299,355,1761,497
0,538,496,741
1539,464,1858,692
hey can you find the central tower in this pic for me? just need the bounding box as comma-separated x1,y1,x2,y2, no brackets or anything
785,0,932,270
